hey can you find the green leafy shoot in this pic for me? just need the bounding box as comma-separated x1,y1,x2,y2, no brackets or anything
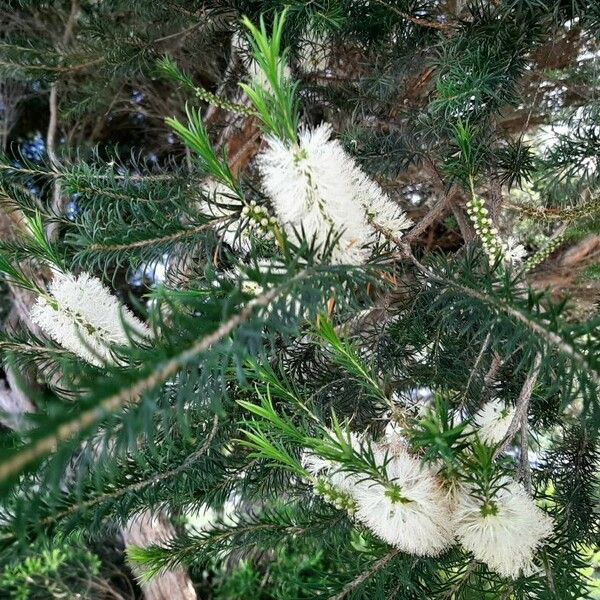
166,105,242,196
240,11,299,143
25,212,64,270
407,395,470,466
238,389,389,486
0,254,42,295
157,55,257,118
315,316,389,406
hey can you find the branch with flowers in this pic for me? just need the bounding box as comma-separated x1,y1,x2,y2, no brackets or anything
0,6,598,600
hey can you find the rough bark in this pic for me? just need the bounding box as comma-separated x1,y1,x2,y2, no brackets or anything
122,512,198,600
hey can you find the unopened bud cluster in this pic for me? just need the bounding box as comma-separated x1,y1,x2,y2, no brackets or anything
241,200,279,239
313,477,357,515
466,196,507,263
524,234,565,272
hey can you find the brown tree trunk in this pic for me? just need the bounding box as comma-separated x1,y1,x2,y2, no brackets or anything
122,511,198,600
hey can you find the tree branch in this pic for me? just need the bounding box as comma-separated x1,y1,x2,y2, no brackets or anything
495,352,542,459
329,549,401,600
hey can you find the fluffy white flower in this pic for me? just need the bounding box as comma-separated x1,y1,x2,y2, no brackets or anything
361,186,412,240
454,481,553,578
31,272,150,366
380,420,410,455
352,445,455,556
473,399,516,445
505,236,527,264
305,432,453,555
258,123,410,264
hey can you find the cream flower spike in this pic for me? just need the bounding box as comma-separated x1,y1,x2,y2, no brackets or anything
352,444,455,556
304,431,454,555
258,123,411,264
30,271,150,366
473,399,516,445
454,480,554,578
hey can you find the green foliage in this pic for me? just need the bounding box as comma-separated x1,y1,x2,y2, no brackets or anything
240,11,300,142
0,542,101,600
0,2,598,599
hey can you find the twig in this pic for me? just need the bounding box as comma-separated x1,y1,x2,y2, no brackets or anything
46,0,80,240
495,353,542,459
372,0,452,31
483,351,503,388
462,331,492,402
520,410,532,493
329,549,401,600
87,217,231,252
405,192,453,243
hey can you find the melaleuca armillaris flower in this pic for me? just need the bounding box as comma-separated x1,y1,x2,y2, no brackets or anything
454,480,554,578
352,445,455,556
473,399,516,445
466,196,507,264
258,123,410,264
305,435,454,556
31,272,150,366
505,236,527,264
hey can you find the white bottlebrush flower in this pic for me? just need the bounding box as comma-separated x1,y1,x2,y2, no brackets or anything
473,399,516,445
31,271,150,366
352,445,455,556
504,236,528,264
361,187,412,240
258,123,410,264
454,480,553,578
381,420,410,456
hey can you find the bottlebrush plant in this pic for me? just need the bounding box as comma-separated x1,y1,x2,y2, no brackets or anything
0,3,598,600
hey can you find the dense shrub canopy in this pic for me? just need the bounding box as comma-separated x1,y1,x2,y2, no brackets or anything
0,1,598,598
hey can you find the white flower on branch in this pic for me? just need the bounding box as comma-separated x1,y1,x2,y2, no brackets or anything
454,480,553,578
505,236,528,264
258,123,410,264
305,434,454,556
473,399,516,445
31,272,150,366
352,445,455,556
